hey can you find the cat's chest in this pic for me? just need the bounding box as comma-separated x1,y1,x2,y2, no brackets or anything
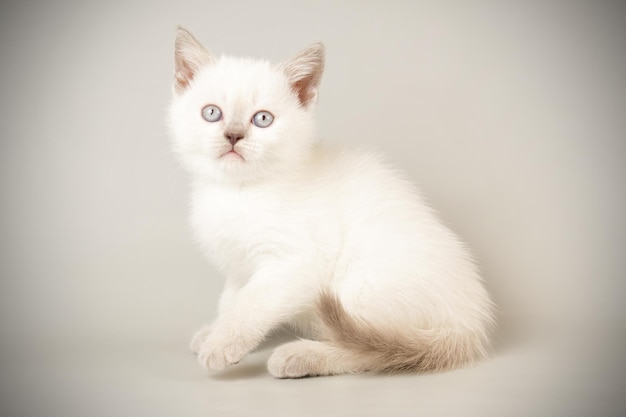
190,184,299,257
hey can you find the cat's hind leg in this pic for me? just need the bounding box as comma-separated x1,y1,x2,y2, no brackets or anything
267,339,370,378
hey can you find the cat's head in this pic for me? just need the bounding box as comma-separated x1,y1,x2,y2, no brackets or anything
168,28,324,183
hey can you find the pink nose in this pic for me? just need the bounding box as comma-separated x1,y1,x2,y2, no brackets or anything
224,130,245,145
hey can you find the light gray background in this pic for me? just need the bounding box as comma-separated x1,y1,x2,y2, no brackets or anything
1,1,625,416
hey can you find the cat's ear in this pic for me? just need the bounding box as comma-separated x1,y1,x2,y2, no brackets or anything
173,27,214,95
279,43,325,107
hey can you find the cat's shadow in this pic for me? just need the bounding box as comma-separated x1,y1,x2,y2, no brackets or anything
210,361,269,380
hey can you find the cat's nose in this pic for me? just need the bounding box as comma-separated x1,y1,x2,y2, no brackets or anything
224,130,245,145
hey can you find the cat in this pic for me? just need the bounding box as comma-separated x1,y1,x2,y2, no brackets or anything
168,27,495,378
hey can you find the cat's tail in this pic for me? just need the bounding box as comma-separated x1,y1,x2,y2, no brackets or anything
316,290,492,373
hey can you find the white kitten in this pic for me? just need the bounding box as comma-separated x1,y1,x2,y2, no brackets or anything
169,28,495,378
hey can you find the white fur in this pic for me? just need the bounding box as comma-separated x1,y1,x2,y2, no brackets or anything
169,29,495,377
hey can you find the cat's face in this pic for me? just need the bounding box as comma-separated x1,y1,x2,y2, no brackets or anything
169,29,324,183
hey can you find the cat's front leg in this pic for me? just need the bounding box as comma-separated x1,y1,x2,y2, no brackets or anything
196,264,313,371
190,285,238,354
190,324,213,354
197,322,254,370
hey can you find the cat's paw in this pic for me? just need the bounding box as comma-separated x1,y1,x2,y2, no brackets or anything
190,324,214,354
197,333,254,370
267,340,327,378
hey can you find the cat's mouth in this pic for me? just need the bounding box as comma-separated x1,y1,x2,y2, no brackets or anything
219,149,245,161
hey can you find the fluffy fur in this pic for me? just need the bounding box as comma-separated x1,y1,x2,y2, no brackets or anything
169,28,495,378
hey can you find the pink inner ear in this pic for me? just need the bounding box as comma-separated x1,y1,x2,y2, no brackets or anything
174,54,199,94
294,79,309,105
293,76,317,107
175,69,191,91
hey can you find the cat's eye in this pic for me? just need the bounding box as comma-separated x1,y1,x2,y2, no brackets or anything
252,111,274,128
201,105,222,122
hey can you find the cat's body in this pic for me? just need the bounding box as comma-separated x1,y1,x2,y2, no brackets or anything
169,28,495,378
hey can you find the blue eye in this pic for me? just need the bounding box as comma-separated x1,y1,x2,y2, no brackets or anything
201,105,222,122
252,111,274,128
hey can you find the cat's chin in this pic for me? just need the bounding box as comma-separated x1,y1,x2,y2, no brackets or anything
217,151,249,177
203,157,267,184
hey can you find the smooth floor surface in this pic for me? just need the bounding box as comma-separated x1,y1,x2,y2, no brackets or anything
2,321,624,417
